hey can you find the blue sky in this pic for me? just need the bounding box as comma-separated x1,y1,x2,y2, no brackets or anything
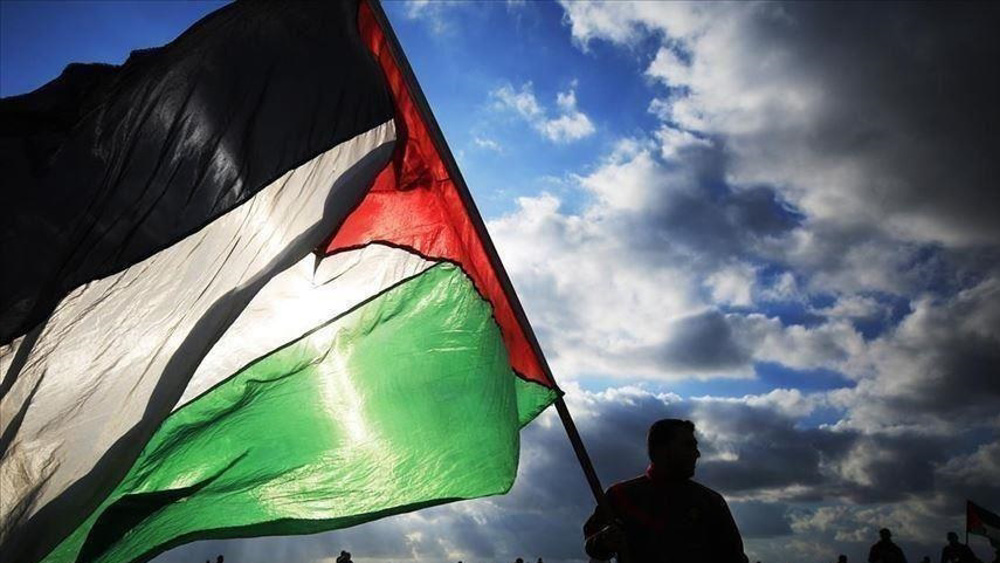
3,2,999,562
382,2,662,219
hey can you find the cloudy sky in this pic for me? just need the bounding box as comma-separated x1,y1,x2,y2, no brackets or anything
3,1,999,562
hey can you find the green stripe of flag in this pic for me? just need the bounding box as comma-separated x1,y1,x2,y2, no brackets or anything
43,263,556,563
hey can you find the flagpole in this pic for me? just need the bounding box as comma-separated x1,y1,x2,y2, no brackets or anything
966,499,970,546
363,0,613,519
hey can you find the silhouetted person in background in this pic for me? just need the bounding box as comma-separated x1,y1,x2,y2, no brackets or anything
941,532,981,563
336,550,353,563
839,555,848,563
515,558,524,563
869,528,907,563
216,556,223,563
583,418,747,562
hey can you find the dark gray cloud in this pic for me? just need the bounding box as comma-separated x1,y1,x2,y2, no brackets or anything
839,275,1000,434
693,401,847,494
624,147,802,265
777,3,1000,245
730,501,792,539
650,310,753,372
652,2,1000,247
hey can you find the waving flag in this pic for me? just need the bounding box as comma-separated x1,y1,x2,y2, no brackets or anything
0,2,558,563
968,500,1000,547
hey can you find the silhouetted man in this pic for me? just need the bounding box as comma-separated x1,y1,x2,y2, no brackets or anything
582,418,747,562
869,528,907,563
839,555,848,563
941,532,981,563
336,550,353,563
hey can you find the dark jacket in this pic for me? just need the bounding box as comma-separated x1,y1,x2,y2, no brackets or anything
869,540,908,563
942,543,981,563
583,467,747,563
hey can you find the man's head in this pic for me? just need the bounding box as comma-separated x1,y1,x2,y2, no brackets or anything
880,528,892,541
838,555,847,563
948,531,959,544
647,418,699,479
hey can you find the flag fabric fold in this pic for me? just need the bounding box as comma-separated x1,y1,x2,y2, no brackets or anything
0,1,558,562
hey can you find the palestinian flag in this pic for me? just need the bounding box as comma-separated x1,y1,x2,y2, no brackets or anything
968,500,1000,547
0,2,558,563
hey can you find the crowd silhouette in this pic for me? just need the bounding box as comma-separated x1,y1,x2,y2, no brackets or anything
200,535,999,563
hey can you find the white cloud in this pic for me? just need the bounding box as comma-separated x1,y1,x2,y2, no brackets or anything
705,263,756,307
694,388,825,419
937,441,1000,489
575,146,664,211
732,314,867,374
472,136,503,152
492,82,543,119
759,271,802,303
647,47,693,88
492,82,595,143
557,2,644,48
654,124,711,159
816,294,887,321
489,191,707,380
402,0,468,35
